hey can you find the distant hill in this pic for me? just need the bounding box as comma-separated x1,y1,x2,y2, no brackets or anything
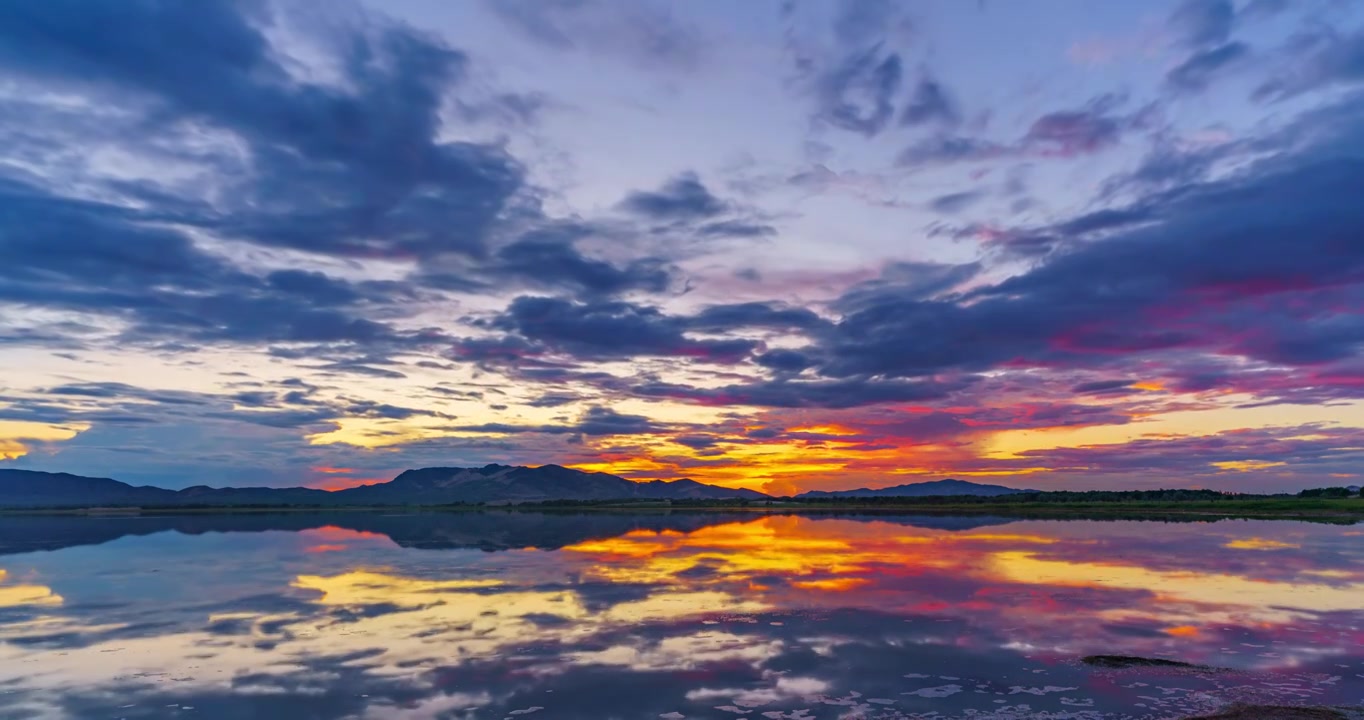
796,478,1034,499
0,470,185,508
0,465,765,508
331,465,765,505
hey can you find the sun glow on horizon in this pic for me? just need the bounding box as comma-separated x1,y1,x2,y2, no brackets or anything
0,420,88,460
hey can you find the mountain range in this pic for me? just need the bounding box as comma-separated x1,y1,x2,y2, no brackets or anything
0,465,766,508
0,466,1028,508
796,478,1036,499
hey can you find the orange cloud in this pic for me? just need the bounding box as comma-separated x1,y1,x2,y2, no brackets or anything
308,476,389,492
303,468,391,492
790,577,871,592
0,420,88,460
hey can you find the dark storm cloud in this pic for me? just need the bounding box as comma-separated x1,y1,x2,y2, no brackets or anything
817,294,1041,378
1016,425,1364,476
457,406,666,436
1055,206,1157,236
928,190,984,214
175,296,405,346
618,173,726,221
811,93,1364,383
898,96,1140,167
311,361,409,380
634,376,962,409
0,326,92,350
696,220,778,238
1256,30,1364,100
897,134,1006,166
801,1,913,137
1167,42,1249,91
478,296,759,363
449,335,543,365
685,302,830,333
0,178,247,295
1102,139,1225,198
527,392,585,408
1072,380,1139,395
754,349,816,373
339,395,425,420
1024,106,1123,155
451,297,837,402
9,378,451,438
489,230,675,297
0,0,695,378
48,383,209,406
422,229,676,302
266,271,363,306
671,434,721,449
231,391,277,408
833,261,981,310
0,182,423,349
454,91,551,126
1168,0,1236,49
0,0,524,261
574,406,663,435
814,47,904,137
900,76,960,127
0,0,567,363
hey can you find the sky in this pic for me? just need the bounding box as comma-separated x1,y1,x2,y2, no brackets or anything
1,0,1363,494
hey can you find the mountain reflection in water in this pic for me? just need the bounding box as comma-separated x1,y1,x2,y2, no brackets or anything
0,512,1361,719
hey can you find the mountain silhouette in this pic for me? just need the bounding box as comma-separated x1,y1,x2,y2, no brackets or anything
334,465,766,505
0,468,1036,509
796,478,1034,499
0,465,765,508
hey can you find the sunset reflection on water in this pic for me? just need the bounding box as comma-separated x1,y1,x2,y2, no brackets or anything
0,512,1361,719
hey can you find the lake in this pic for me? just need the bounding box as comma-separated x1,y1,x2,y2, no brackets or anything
1,512,1362,719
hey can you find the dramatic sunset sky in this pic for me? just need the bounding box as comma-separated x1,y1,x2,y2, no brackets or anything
1,0,1363,494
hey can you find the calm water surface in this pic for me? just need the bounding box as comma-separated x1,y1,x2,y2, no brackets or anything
1,512,1362,719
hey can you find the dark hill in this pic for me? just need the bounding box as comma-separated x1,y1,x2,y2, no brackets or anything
0,470,180,507
796,478,1034,499
0,465,765,508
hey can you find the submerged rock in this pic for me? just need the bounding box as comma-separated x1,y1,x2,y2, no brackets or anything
1081,654,1207,669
